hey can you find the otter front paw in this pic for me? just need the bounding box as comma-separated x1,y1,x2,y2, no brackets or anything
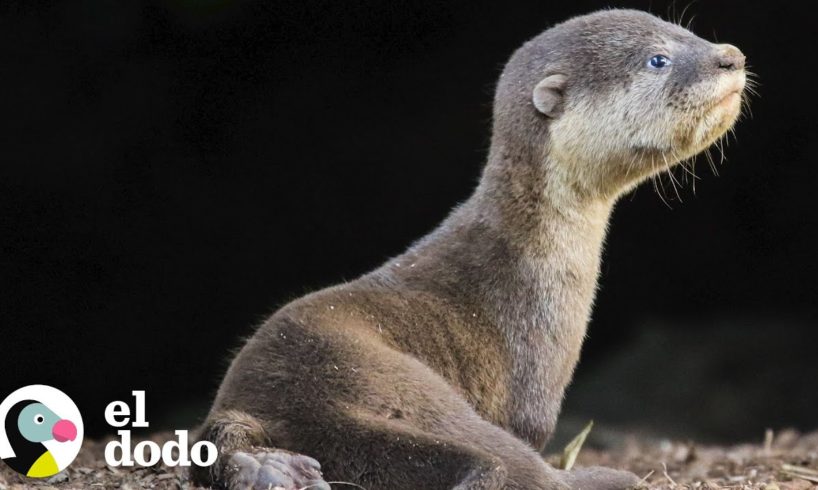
559,466,639,490
226,450,330,490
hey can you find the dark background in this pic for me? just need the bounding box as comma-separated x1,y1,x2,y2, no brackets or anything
1,0,816,443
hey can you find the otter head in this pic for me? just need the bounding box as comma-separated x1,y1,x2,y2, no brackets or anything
493,9,748,199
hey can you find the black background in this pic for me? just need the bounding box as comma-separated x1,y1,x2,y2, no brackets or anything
1,0,816,442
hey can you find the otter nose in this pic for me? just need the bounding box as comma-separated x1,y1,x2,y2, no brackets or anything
715,44,745,71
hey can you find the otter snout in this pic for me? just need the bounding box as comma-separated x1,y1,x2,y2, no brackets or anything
715,44,745,71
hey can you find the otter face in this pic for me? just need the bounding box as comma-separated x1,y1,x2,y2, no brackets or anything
524,10,749,197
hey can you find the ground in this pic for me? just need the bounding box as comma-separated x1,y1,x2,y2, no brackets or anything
2,430,817,489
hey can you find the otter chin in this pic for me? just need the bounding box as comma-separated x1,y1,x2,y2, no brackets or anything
195,9,749,490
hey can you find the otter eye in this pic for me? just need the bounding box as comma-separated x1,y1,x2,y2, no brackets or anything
34,414,45,424
648,55,672,69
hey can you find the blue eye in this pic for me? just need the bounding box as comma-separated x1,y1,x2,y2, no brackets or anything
648,55,671,69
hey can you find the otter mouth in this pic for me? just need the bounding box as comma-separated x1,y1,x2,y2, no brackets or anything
708,75,746,112
717,90,741,105
711,90,742,111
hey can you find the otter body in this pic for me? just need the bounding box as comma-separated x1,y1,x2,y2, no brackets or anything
195,9,747,490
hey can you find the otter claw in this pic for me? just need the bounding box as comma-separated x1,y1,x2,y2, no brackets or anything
228,450,329,490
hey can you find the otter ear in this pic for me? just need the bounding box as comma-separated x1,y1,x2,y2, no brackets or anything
532,74,567,118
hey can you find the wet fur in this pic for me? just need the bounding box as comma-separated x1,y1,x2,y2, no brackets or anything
193,9,746,490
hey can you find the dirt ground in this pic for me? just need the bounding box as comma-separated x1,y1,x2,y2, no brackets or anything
2,430,817,489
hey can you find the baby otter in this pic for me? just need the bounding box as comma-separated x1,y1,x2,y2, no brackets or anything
193,9,747,490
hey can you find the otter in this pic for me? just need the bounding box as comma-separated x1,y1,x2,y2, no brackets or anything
193,9,747,490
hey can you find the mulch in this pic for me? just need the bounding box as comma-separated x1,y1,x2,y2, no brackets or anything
2,430,817,489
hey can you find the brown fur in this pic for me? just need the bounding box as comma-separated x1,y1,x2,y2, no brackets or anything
193,9,746,490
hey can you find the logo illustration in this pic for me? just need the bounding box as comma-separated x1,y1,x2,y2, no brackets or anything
0,385,83,478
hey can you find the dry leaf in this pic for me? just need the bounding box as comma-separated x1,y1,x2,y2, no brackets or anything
560,420,594,471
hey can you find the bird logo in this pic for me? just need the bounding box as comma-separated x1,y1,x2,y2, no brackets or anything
0,385,83,478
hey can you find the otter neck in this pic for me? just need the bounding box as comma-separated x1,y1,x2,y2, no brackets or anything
474,138,614,376
477,139,614,258
438,138,615,444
